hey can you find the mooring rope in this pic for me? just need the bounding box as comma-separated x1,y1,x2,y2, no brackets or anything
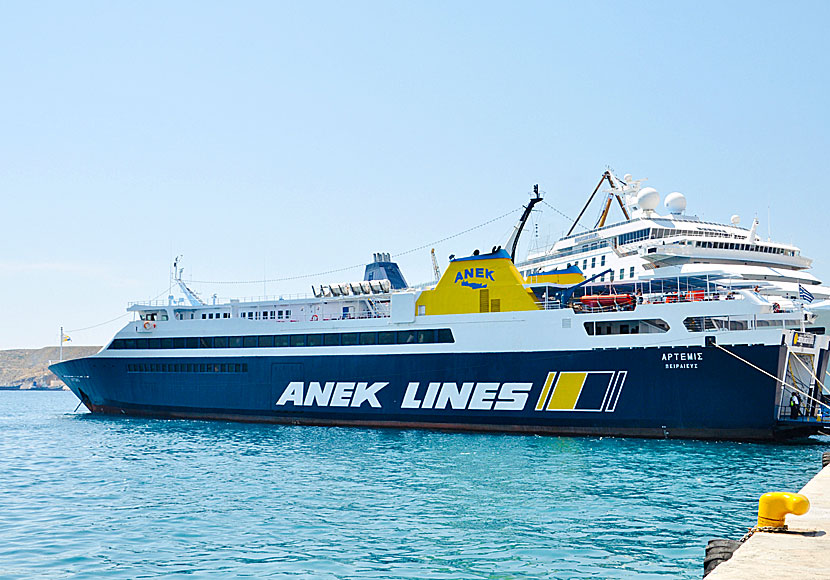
714,343,824,407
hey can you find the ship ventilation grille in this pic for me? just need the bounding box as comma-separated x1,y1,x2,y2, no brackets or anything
479,289,490,313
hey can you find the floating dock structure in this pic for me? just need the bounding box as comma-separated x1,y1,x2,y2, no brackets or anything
706,458,830,579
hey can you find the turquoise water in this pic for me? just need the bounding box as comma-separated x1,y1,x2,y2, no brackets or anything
0,392,826,579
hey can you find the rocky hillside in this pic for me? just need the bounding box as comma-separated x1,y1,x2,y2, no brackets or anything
0,346,101,388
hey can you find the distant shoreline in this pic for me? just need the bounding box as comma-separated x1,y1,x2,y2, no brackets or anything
0,386,69,391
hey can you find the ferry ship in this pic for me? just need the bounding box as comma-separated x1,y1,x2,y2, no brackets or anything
517,171,830,328
51,199,830,440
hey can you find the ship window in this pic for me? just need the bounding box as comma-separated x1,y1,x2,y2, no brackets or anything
220,364,228,372
258,335,275,347
223,313,230,318
214,336,228,348
199,336,213,348
202,314,207,319
591,257,596,269
186,364,194,372
161,339,173,349
307,334,323,347
610,271,615,282
324,333,340,346
619,269,624,280
378,331,395,345
109,339,124,350
290,335,306,347
186,337,199,349
397,330,417,344
436,329,455,343
149,338,161,349
630,266,635,278
600,255,606,267
173,337,186,349
583,259,587,270
341,333,359,346
242,363,248,372
227,336,242,348
274,335,289,347
417,330,435,344
584,319,669,335
136,338,149,349
683,317,725,332
359,332,377,345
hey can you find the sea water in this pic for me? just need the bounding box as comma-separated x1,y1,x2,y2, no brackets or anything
0,391,826,579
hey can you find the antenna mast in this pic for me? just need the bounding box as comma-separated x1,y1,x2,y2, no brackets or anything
565,170,631,236
506,184,543,262
172,256,205,306
430,248,441,282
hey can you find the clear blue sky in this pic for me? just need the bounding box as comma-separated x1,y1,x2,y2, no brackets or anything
2,1,829,349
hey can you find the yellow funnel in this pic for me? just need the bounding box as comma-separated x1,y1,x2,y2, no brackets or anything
757,492,810,528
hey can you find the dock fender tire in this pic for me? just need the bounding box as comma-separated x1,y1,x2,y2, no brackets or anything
822,451,830,469
703,539,741,577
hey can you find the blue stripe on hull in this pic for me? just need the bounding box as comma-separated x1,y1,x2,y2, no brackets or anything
50,345,810,440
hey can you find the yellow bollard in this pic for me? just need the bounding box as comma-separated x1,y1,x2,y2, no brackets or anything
757,492,810,528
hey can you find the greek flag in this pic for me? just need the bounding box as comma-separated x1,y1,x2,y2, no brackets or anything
799,284,814,303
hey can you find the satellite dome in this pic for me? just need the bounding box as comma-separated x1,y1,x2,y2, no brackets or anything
623,173,633,183
731,214,740,225
665,192,687,214
636,187,660,211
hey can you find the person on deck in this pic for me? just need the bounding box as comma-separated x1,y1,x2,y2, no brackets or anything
790,392,802,419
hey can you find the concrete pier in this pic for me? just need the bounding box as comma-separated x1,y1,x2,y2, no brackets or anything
706,459,830,579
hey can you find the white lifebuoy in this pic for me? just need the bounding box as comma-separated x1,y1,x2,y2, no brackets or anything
310,315,319,321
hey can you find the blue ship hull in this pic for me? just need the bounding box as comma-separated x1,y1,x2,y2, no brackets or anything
50,344,820,440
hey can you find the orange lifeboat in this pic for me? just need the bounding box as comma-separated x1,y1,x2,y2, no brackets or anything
579,294,635,308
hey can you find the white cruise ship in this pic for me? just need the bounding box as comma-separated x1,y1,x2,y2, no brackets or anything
517,171,830,329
